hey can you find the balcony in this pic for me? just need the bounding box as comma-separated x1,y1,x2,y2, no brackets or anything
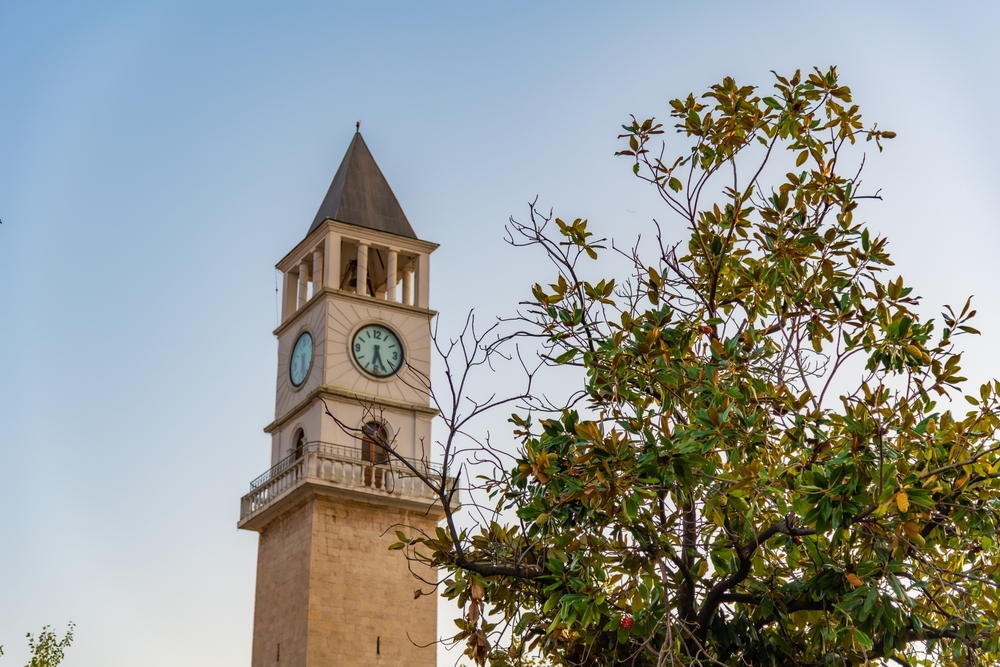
238,441,449,528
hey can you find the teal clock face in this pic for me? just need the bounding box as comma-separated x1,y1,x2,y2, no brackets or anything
289,331,313,387
352,323,404,378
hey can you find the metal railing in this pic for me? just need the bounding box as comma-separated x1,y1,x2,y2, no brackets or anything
250,452,298,490
240,441,447,521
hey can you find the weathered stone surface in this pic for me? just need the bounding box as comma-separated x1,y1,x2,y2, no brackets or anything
251,494,439,667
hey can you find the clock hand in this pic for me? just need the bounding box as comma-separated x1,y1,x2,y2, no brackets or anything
371,345,384,370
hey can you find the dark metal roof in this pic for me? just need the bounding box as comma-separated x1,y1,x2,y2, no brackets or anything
308,132,417,239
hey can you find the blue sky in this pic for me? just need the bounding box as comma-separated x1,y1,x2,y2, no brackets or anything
2,1,999,665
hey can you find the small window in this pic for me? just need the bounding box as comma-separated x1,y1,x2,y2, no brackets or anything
361,422,389,489
293,429,306,460
362,422,389,464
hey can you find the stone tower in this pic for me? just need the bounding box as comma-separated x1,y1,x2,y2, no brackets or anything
238,132,443,667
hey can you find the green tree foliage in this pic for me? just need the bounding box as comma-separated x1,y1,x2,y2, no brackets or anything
388,68,1000,667
0,624,74,667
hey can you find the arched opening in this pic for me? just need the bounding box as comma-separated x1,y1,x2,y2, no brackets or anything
361,421,389,488
293,429,306,460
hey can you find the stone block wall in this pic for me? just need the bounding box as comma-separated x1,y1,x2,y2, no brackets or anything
251,492,441,667
252,499,312,667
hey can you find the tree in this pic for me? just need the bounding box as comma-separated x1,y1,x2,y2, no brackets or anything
0,624,74,667
378,68,1000,667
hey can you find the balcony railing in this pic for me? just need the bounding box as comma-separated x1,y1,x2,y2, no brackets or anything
239,441,446,522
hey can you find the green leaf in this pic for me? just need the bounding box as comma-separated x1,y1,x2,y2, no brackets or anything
553,349,579,364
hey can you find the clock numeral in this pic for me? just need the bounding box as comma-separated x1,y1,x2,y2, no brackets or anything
373,330,382,340
392,351,398,361
355,343,361,352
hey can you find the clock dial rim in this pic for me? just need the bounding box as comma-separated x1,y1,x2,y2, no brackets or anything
351,323,405,378
289,331,314,388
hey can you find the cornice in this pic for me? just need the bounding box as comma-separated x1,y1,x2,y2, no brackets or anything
264,384,439,434
277,219,439,272
237,481,446,532
273,287,437,338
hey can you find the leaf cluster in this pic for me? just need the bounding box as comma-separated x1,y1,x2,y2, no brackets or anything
396,68,1000,667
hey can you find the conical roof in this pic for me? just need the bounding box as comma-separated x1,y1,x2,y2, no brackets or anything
308,132,416,239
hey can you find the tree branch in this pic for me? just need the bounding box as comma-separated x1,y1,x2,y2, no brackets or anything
695,514,815,636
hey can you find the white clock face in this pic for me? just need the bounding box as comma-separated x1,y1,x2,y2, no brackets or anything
289,331,313,387
352,324,404,378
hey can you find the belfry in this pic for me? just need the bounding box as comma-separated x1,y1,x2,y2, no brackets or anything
238,132,443,667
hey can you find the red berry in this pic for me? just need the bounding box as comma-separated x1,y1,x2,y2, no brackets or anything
620,616,633,631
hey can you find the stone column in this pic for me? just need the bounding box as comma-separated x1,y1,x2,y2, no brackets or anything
312,248,324,296
356,243,369,296
415,254,430,309
402,263,414,306
323,232,340,290
298,261,310,307
386,250,398,302
283,270,298,320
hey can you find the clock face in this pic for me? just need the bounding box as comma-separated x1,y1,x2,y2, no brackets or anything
289,331,313,387
352,323,404,378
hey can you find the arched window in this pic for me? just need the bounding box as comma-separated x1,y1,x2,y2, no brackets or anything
361,422,389,464
361,422,389,488
293,429,306,460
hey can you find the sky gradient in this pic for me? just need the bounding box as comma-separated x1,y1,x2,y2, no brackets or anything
2,2,999,665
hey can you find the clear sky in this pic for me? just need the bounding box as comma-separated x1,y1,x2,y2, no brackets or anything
2,1,999,665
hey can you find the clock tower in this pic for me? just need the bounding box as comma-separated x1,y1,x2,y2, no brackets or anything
238,132,444,667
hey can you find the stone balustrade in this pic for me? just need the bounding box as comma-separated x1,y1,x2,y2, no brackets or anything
240,442,446,522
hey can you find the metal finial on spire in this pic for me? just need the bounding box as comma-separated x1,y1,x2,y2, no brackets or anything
356,121,360,132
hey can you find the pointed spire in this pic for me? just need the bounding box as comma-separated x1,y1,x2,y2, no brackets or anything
308,132,416,239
